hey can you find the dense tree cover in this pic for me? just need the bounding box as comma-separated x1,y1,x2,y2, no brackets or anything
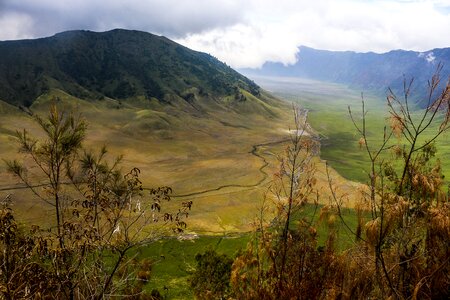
0,29,260,107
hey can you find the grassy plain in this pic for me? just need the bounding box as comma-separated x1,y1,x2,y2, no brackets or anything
0,89,293,231
135,203,361,299
0,87,364,231
252,76,450,183
0,84,371,297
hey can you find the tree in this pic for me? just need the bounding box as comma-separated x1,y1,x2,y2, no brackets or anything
230,107,334,299
3,103,192,299
230,69,449,299
6,104,87,249
328,66,450,299
189,249,233,299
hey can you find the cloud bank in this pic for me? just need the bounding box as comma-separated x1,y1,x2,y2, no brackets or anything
1,0,449,68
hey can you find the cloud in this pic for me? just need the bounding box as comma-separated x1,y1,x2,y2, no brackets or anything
179,0,450,68
0,0,449,68
0,0,245,38
0,11,34,40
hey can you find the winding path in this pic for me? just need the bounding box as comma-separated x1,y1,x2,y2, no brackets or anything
0,139,287,196
165,109,313,199
0,111,313,199
162,138,290,198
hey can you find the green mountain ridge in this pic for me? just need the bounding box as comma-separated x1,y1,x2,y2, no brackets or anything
0,29,260,108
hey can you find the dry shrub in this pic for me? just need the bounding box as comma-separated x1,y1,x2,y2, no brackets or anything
328,248,376,299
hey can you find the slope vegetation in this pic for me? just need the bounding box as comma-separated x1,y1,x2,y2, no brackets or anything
0,29,259,107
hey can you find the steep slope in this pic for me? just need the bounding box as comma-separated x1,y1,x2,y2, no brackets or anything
243,46,450,104
0,29,260,107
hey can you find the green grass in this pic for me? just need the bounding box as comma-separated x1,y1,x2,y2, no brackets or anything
135,234,250,299
0,84,371,298
0,88,293,232
290,204,363,251
254,76,450,183
136,203,361,298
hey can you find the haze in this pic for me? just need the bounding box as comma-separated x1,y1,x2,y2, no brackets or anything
1,0,449,67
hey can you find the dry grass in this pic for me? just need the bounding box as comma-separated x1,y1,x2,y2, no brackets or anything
0,89,363,233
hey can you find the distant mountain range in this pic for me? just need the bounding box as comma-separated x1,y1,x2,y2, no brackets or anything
242,46,450,105
0,29,260,107
2,30,448,110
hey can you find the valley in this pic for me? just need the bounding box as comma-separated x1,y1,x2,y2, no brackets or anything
0,78,367,299
0,85,361,233
0,29,448,299
248,75,450,183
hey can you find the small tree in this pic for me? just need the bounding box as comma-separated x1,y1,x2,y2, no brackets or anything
230,108,333,299
3,103,192,299
189,249,233,299
328,66,450,299
6,104,87,249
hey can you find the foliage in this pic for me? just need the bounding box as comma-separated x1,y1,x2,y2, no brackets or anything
0,194,55,299
327,67,450,299
229,108,336,299
229,70,450,299
1,104,191,299
0,29,259,107
189,249,233,299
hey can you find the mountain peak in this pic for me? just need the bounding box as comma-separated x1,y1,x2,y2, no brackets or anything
0,29,259,107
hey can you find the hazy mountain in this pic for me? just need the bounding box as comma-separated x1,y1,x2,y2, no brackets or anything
0,29,260,107
242,46,450,104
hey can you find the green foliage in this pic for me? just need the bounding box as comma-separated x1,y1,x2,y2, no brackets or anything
0,29,259,107
189,249,233,299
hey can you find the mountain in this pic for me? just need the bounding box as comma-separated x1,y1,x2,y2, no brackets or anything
0,29,260,107
242,46,450,104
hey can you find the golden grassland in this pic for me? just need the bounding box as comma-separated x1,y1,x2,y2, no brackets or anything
0,88,363,233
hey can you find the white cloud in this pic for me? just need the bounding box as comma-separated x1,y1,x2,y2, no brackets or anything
0,12,34,40
426,52,436,63
179,0,450,67
0,0,449,68
0,0,244,38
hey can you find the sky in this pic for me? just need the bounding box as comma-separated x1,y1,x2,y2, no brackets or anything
0,0,449,68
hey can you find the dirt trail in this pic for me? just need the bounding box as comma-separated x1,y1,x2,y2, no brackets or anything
164,138,289,198
160,110,315,199
0,111,312,198
0,140,287,195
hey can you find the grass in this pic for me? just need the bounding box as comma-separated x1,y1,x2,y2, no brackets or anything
0,88,293,232
290,204,361,251
134,202,362,299
0,81,377,298
252,76,450,183
136,234,250,299
1,87,365,232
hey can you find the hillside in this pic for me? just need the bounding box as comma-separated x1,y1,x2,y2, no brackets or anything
0,29,297,233
0,29,260,107
242,46,450,105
